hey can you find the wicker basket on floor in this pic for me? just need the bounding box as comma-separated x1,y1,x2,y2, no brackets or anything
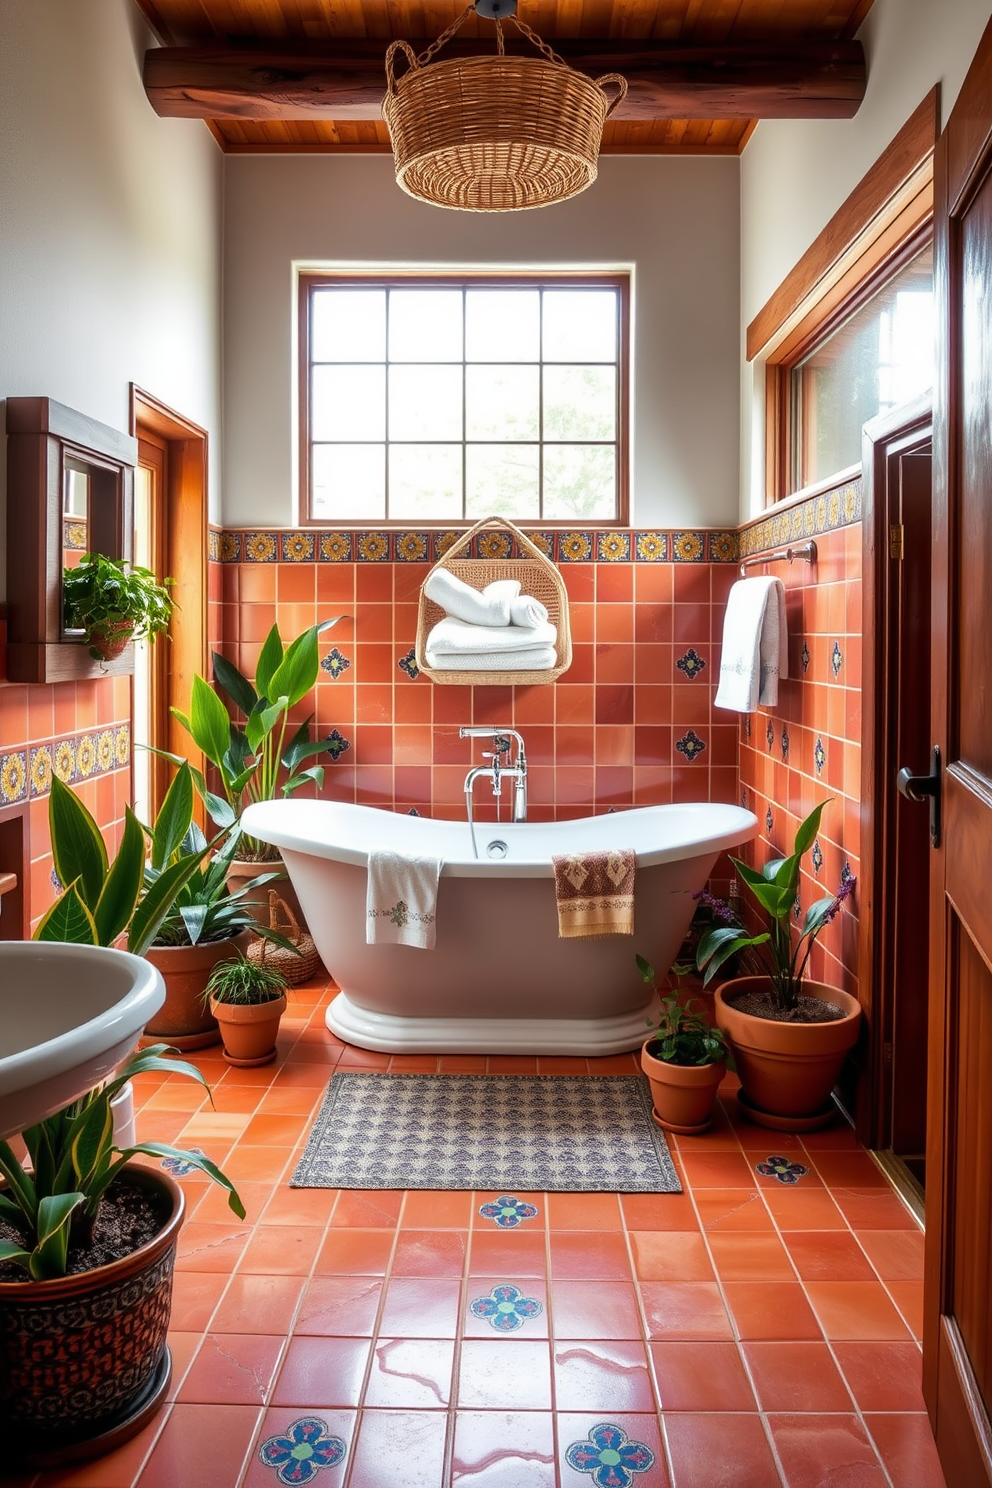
248,892,322,986
415,514,572,685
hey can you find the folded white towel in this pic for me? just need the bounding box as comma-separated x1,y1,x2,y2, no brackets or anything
427,616,557,655
424,646,558,671
424,569,519,627
366,850,441,950
481,579,548,629
714,577,788,713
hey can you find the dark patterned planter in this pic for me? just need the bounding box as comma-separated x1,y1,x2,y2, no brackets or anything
1,1166,183,1468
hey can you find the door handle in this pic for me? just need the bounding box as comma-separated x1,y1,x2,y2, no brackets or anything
897,745,941,848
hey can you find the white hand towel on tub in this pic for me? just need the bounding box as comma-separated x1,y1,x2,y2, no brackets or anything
424,645,558,671
366,850,441,950
714,576,788,713
424,568,519,627
426,616,557,654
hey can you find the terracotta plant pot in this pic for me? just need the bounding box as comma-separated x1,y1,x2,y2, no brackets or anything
210,992,287,1067
715,977,862,1131
85,620,134,661
144,930,252,1050
226,855,307,931
640,1040,726,1135
0,1166,183,1470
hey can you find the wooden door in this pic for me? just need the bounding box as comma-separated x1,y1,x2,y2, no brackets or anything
924,14,992,1483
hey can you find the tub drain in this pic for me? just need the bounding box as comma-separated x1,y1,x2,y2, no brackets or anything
486,839,508,860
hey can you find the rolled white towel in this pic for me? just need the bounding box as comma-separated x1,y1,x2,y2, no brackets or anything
426,616,557,655
424,645,558,672
424,568,519,627
508,594,549,629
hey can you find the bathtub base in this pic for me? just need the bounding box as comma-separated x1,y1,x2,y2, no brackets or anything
327,990,660,1056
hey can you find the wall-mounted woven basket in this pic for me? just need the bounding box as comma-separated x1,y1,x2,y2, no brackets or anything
382,7,626,213
415,516,572,685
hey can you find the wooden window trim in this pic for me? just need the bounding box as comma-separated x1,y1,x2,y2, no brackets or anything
297,271,630,528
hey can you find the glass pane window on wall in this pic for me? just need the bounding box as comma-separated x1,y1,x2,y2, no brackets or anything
303,276,627,524
791,245,934,490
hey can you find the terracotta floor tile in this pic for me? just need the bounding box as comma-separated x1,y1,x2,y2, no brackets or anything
452,1410,556,1485
855,1227,925,1282
391,1228,469,1277
807,1150,888,1187
271,1335,372,1407
831,1187,918,1229
629,1230,714,1282
209,1274,305,1335
804,1280,913,1340
387,1054,440,1072
694,1188,775,1233
799,1124,863,1151
546,1192,623,1230
135,1403,263,1488
221,1144,292,1184
638,1282,734,1341
177,1110,251,1143
253,1084,324,1115
679,1150,758,1187
336,1047,391,1069
553,1339,656,1412
619,1191,699,1231
708,1233,795,1282
547,1280,640,1340
487,1056,539,1073
832,1341,926,1411
163,1331,202,1403
346,1409,448,1488
295,1275,384,1336
174,1221,252,1273
664,1411,780,1488
167,1270,228,1331
722,1282,823,1341
650,1341,756,1411
761,1186,847,1230
457,1338,553,1410
742,1341,853,1413
400,1189,476,1228
43,1411,166,1486
785,1230,877,1282
331,1188,404,1228
885,1279,925,1338
437,1055,489,1072
192,1178,272,1225
314,1228,395,1275
548,1231,633,1279
585,1053,641,1074
865,1413,948,1488
377,1276,463,1337
767,1412,889,1487
237,1223,324,1275
259,1184,336,1226
557,1413,669,1487
177,1331,283,1405
241,1409,357,1488
240,1112,310,1147
362,1336,454,1407
468,1228,548,1277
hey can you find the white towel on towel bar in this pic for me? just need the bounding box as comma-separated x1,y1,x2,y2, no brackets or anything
426,616,557,655
366,850,441,950
423,646,558,672
714,576,788,713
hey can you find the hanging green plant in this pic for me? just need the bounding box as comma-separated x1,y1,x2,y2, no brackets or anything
62,552,175,660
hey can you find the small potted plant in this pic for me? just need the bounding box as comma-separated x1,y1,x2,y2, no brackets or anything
62,552,174,660
695,799,861,1130
637,956,732,1134
204,952,290,1067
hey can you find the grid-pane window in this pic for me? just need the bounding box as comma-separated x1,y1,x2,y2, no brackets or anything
302,277,627,523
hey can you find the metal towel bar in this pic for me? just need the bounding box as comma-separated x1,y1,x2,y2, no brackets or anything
739,539,817,578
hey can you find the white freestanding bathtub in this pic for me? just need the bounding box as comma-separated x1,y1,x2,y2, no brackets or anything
242,799,758,1056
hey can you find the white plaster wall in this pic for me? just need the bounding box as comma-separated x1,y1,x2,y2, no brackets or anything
739,0,992,514
223,154,740,530
0,0,224,593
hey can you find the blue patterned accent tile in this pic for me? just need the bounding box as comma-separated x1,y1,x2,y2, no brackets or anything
558,532,593,563
160,1148,207,1178
672,532,704,562
756,1156,809,1185
29,745,53,797
634,532,666,562
744,717,752,740
244,532,279,563
319,532,351,562
50,868,63,893
258,1417,347,1484
781,726,790,763
476,530,512,560
707,531,738,563
832,640,843,677
765,806,773,833
675,729,706,762
356,531,390,562
676,648,706,680
812,838,824,875
814,736,826,776
114,725,131,767
470,1283,544,1333
793,892,802,920
282,532,315,562
528,531,554,558
407,807,420,816
220,531,241,562
801,640,810,674
0,751,27,804
597,531,630,562
207,529,220,562
740,789,748,810
765,719,774,750
324,729,351,761
841,860,854,885
394,532,429,562
53,737,76,783
398,647,420,680
478,1196,539,1229
565,1423,656,1486
320,648,351,680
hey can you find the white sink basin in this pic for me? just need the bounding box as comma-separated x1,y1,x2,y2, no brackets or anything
0,943,165,1140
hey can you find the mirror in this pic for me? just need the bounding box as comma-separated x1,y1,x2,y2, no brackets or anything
61,459,90,634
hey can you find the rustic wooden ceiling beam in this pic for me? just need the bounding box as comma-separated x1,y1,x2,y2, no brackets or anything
144,41,865,122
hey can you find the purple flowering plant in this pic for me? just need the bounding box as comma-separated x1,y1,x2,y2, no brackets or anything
695,800,856,1013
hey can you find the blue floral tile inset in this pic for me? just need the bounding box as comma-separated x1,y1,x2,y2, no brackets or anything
319,532,351,562
320,648,351,680
765,806,773,833
597,532,630,562
479,1195,539,1229
258,1418,347,1485
793,892,802,920
0,752,27,804
220,531,241,562
675,729,706,762
756,1156,809,1185
814,736,826,776
832,640,843,677
802,640,810,674
841,860,854,885
765,719,775,750
565,1423,656,1487
161,1148,207,1178
812,838,824,875
676,648,706,680
781,726,790,763
50,868,64,893
708,531,738,564
672,532,704,562
470,1283,544,1333
476,530,512,560
398,647,420,681
325,729,351,761
245,532,278,563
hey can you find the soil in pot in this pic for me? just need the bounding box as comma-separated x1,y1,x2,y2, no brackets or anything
727,987,847,1023
0,1172,170,1280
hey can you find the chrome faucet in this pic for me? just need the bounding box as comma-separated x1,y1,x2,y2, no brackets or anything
459,727,527,856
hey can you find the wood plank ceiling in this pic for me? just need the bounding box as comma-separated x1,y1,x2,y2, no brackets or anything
135,0,877,156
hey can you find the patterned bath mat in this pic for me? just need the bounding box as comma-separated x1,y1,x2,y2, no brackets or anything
291,1074,681,1193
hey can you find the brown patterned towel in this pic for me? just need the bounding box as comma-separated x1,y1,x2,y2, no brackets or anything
552,849,636,939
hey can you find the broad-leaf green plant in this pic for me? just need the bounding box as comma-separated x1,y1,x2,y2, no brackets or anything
0,1045,244,1280
63,553,174,660
637,956,732,1067
204,950,289,1007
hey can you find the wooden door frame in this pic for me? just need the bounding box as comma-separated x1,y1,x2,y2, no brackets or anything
856,394,932,1151
129,386,208,806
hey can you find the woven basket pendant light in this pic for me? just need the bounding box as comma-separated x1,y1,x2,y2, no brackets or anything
382,0,627,212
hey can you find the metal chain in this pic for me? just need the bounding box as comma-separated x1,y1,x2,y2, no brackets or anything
412,4,565,69
506,13,567,67
416,4,476,66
